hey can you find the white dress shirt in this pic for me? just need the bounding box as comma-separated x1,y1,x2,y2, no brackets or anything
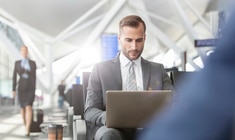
119,52,143,90
21,58,31,71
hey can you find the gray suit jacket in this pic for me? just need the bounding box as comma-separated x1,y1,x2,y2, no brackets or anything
84,55,173,127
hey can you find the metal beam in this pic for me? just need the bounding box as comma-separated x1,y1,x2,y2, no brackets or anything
128,0,184,54
50,0,127,94
128,0,202,70
183,0,212,33
170,0,207,67
171,0,198,41
0,8,50,93
148,12,181,28
59,14,103,41
66,0,127,83
50,0,108,44
0,9,47,67
17,29,46,66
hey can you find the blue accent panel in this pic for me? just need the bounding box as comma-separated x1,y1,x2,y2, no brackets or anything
101,33,119,61
76,76,80,84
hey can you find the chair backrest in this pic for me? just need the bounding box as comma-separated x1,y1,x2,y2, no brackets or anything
71,84,84,116
170,71,199,91
65,88,72,106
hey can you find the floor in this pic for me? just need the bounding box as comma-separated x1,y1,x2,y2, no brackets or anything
0,100,71,140
0,105,41,140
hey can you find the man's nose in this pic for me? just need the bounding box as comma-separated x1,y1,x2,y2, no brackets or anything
130,41,137,50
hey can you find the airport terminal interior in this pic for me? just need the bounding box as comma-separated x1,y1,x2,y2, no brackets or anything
0,0,232,139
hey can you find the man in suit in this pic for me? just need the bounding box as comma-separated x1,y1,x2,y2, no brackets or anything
137,8,235,140
12,45,36,136
84,15,173,140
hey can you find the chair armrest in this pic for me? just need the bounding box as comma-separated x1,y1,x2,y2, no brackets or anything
73,115,86,140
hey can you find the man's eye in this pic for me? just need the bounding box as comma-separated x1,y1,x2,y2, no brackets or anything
136,39,143,42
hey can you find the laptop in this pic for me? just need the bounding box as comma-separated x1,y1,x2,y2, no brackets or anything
106,90,172,128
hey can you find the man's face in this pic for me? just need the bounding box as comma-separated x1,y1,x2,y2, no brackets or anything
20,46,28,58
118,23,146,61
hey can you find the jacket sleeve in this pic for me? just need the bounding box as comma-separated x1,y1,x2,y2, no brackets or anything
31,60,37,89
84,65,106,126
12,61,17,91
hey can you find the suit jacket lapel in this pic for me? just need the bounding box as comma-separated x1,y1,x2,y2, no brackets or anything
141,58,150,90
17,60,24,73
111,55,122,88
29,60,33,70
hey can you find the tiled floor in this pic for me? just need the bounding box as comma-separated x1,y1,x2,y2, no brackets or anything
0,99,72,140
0,106,41,140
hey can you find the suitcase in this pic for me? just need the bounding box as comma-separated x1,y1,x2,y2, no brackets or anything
30,109,44,132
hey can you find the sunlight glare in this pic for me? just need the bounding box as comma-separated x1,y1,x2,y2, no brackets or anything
81,47,101,66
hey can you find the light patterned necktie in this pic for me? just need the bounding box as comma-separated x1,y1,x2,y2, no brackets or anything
126,61,137,90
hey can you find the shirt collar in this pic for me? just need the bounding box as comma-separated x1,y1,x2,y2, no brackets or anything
22,58,28,61
119,52,141,67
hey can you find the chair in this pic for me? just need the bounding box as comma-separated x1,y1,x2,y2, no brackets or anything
72,84,84,117
71,83,86,140
170,71,199,91
64,88,72,106
39,107,72,137
73,72,92,140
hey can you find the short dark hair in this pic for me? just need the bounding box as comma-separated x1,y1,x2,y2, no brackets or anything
119,15,146,33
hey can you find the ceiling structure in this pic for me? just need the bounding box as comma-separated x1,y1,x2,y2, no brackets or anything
0,0,230,94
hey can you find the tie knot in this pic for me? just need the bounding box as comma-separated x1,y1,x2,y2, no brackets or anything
129,61,135,71
129,61,135,66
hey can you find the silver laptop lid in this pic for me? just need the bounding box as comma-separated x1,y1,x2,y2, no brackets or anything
106,90,172,128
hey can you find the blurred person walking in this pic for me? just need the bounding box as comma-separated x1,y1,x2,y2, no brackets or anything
58,80,66,109
12,45,36,136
